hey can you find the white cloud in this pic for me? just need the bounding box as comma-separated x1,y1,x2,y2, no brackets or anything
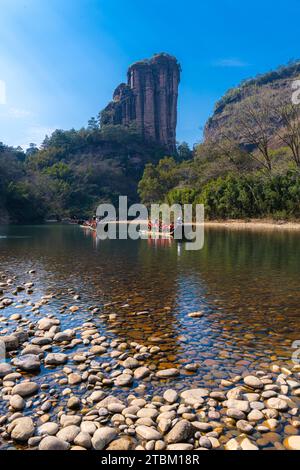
0,106,34,119
8,107,34,118
212,58,249,68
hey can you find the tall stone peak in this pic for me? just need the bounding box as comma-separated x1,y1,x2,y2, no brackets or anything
100,53,181,153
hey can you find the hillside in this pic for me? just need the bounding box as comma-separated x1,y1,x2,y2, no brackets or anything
0,52,181,224
205,60,300,144
0,125,166,224
2,59,300,224
139,61,300,220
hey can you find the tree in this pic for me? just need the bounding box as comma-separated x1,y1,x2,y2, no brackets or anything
87,117,99,131
176,142,193,162
273,99,300,167
26,143,38,157
138,157,179,204
215,87,277,174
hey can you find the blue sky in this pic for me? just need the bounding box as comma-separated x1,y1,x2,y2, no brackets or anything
0,0,300,149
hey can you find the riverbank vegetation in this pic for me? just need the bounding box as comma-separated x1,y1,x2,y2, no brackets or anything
139,88,300,220
138,155,300,220
0,125,166,223
2,69,300,223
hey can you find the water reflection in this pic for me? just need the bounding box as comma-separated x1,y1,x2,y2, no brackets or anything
1,224,300,386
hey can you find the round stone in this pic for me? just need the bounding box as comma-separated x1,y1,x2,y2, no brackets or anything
74,432,92,449
91,427,118,450
107,437,134,450
68,373,82,385
45,353,68,366
10,394,26,411
56,425,80,443
163,389,178,404
38,422,59,436
236,420,254,434
134,367,150,380
167,443,194,450
81,422,97,435
67,396,81,410
13,354,41,372
0,363,12,378
226,408,246,420
136,425,162,441
39,436,70,450
12,381,39,397
10,417,35,442
180,388,209,405
114,374,133,386
122,357,140,369
248,409,264,421
283,436,300,450
156,368,179,378
243,375,264,389
266,397,289,411
165,420,194,444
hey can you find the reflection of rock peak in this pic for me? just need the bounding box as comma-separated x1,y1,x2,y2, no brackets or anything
101,53,181,153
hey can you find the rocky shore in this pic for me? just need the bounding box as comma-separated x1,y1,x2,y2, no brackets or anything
0,270,300,451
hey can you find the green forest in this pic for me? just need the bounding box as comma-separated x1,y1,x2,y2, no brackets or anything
139,84,300,220
1,69,300,223
0,124,166,223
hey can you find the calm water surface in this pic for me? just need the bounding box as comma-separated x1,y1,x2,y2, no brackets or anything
0,224,300,393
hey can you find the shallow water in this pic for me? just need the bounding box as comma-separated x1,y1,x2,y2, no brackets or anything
0,224,300,394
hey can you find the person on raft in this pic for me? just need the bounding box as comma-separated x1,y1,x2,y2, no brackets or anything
169,222,175,236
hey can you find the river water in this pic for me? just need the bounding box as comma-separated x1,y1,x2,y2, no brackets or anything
0,224,299,395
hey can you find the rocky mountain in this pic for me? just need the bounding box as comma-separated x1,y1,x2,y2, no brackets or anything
204,60,300,143
100,53,181,154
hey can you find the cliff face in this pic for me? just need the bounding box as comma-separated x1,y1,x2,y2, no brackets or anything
204,61,300,143
101,53,180,153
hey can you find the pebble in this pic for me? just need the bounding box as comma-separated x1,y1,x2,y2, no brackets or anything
0,363,12,378
163,389,178,404
236,420,254,434
266,397,289,411
167,443,194,450
12,381,39,397
13,354,41,372
10,394,26,411
165,420,194,444
225,399,250,413
74,432,92,449
106,437,134,450
38,422,59,436
243,375,264,389
134,367,150,380
9,417,35,442
156,368,180,378
56,425,80,443
136,425,162,441
67,396,81,410
1,268,300,453
39,436,70,450
283,435,300,450
181,388,209,405
91,427,118,450
45,353,68,366
114,374,133,386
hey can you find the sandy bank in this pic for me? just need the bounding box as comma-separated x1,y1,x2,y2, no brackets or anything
203,219,300,231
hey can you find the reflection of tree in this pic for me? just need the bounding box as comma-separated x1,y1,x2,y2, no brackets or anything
96,239,183,360
2,225,300,369
178,228,300,343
